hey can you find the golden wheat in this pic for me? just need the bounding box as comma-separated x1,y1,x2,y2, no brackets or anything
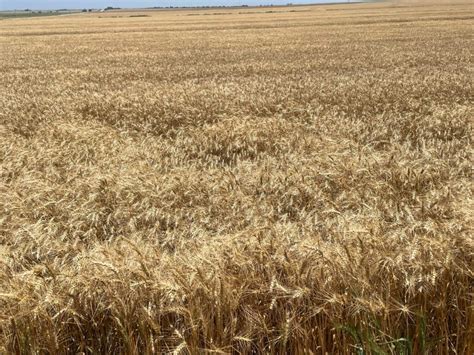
0,1,473,353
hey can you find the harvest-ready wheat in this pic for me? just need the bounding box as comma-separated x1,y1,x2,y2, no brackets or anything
0,1,473,353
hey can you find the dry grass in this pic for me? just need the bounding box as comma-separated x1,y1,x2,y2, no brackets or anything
0,1,473,353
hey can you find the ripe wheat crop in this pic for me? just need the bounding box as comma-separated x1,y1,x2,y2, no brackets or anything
0,1,473,353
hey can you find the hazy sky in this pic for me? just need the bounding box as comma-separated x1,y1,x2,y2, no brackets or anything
0,0,347,10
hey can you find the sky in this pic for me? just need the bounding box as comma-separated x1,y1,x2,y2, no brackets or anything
0,0,348,10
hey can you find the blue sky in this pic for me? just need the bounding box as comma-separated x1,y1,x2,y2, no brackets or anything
0,0,347,10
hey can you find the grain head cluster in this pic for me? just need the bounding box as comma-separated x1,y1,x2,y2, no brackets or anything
0,1,472,353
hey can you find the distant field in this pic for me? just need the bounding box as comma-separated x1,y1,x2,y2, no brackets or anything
0,2,472,353
0,11,77,19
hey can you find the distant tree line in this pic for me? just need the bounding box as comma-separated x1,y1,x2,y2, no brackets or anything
145,4,295,9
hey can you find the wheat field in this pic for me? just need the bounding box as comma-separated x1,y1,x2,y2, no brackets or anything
0,1,473,353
